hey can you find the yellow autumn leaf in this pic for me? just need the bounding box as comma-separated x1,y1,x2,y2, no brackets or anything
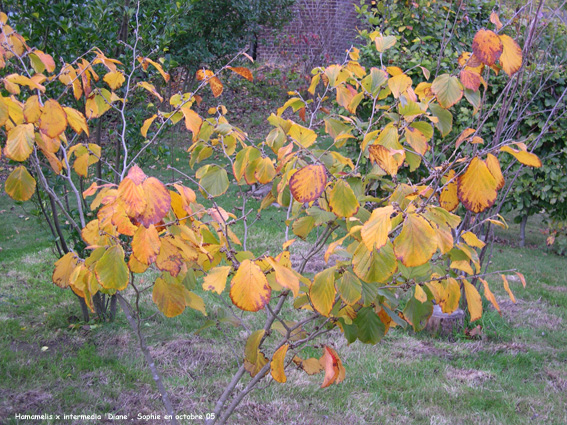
152,277,187,318
480,278,500,314
202,265,232,294
387,73,412,98
103,71,126,90
39,99,67,138
270,344,288,383
310,267,336,316
63,107,89,136
361,205,394,251
230,259,271,312
463,279,482,322
457,157,498,213
500,144,541,168
393,213,437,267
499,34,522,76
502,274,516,303
52,252,80,288
4,124,35,161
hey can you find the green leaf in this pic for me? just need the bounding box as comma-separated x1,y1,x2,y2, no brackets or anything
336,271,362,305
352,241,397,284
354,306,385,344
403,292,433,332
94,245,129,291
5,166,36,201
198,165,229,197
429,103,453,137
310,267,336,316
431,74,463,108
329,180,359,218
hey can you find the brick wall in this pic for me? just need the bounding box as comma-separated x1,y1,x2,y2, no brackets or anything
257,0,366,69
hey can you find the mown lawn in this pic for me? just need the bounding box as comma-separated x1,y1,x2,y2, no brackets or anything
1,172,566,425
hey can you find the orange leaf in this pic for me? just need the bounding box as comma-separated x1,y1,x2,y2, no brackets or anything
319,346,345,388
439,170,459,212
472,29,503,66
137,177,171,227
132,224,161,265
228,66,253,81
490,11,503,31
368,144,404,176
459,68,481,91
289,165,327,203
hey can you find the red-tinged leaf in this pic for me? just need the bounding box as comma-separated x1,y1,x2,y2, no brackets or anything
137,177,171,227
289,165,327,203
118,173,147,218
472,29,503,66
459,68,482,91
319,346,345,388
